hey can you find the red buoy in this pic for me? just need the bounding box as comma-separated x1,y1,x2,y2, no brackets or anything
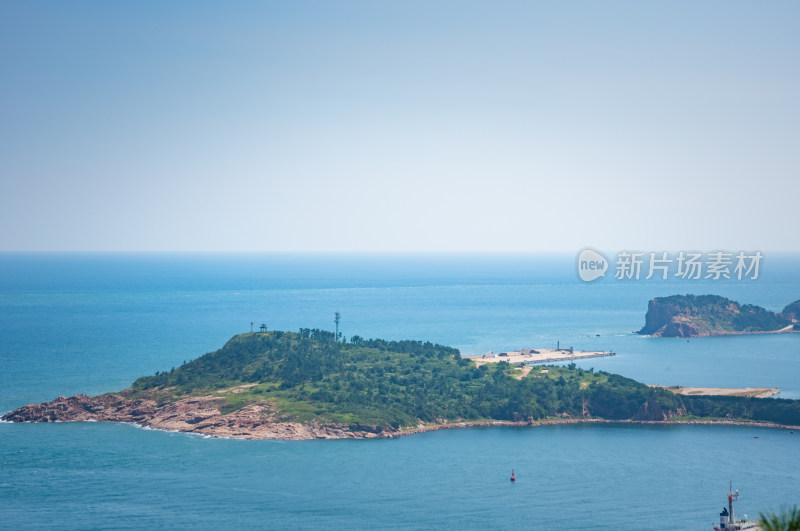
511,469,516,482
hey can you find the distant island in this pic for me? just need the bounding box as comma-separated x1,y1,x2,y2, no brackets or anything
638,294,800,338
4,330,800,439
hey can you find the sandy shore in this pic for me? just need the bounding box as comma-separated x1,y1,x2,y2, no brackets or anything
651,386,781,398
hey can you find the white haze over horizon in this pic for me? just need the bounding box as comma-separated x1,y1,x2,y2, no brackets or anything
1,1,798,252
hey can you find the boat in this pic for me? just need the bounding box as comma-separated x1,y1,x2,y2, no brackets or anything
713,483,759,530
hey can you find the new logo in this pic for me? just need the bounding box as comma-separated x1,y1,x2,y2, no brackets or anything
577,247,608,282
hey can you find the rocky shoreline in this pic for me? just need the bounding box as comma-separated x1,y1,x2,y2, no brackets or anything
0,394,396,440
4,394,798,440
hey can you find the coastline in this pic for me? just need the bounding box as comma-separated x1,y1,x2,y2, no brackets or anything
694,327,797,337
389,418,800,439
644,325,798,339
5,385,799,441
4,410,798,441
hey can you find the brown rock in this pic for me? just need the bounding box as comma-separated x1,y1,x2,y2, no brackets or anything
1,393,400,440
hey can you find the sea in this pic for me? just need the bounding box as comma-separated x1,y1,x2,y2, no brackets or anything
1,252,798,530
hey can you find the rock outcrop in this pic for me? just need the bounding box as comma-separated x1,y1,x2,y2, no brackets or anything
1,393,394,440
633,399,686,421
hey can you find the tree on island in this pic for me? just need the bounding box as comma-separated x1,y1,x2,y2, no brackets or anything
335,312,341,341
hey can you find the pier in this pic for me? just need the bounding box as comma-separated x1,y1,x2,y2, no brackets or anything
467,347,615,366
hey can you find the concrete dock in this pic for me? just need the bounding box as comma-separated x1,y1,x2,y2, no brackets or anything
467,347,615,366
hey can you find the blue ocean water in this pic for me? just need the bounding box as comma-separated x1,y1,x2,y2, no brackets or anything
1,253,799,529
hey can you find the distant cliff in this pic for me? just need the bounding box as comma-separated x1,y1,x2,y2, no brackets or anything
638,294,793,338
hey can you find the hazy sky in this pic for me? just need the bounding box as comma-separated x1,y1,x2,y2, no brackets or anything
1,1,798,252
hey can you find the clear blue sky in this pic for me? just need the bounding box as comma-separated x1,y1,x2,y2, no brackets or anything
1,1,798,252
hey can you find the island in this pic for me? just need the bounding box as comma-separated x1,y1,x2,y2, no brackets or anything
637,294,798,338
4,330,800,439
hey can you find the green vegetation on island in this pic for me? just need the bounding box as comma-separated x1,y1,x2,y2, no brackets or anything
126,330,800,430
638,294,794,337
783,299,800,328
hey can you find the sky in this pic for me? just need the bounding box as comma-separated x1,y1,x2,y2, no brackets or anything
1,1,798,252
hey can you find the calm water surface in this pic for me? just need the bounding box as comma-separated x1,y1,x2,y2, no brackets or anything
1,253,798,529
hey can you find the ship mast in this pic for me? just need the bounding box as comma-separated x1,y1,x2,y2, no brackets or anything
727,481,740,527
